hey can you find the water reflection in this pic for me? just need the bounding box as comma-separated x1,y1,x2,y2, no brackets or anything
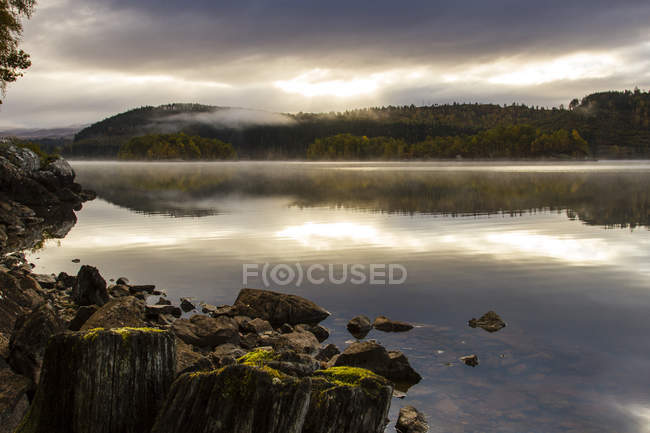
26,161,650,433
73,161,650,228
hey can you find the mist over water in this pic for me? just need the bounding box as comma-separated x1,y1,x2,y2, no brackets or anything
27,161,650,433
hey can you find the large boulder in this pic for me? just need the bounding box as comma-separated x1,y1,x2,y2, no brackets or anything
396,406,429,433
72,265,109,306
303,367,393,433
150,364,311,433
333,341,421,386
234,288,330,326
0,146,40,173
44,158,75,184
17,327,176,433
9,303,65,383
0,358,31,433
80,296,146,330
172,314,239,348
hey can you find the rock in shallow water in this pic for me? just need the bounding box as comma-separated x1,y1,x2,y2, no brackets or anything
333,341,421,386
373,316,413,333
234,288,330,326
468,310,506,333
347,315,372,339
17,327,176,433
396,405,429,433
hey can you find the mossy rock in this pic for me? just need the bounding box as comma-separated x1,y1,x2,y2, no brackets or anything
151,363,311,433
16,327,175,433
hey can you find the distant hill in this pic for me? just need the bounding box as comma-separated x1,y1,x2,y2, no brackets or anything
65,90,650,159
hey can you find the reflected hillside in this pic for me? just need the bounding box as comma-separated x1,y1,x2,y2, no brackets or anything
73,163,650,228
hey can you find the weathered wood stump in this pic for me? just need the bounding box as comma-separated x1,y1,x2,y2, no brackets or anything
302,367,393,433
151,364,311,433
16,327,176,433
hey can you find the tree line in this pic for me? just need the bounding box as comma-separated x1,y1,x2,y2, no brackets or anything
118,133,237,160
306,126,589,159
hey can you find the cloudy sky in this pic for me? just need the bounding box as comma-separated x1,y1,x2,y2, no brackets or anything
1,0,649,128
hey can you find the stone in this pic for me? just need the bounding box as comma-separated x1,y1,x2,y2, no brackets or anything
373,316,414,332
460,354,479,367
129,284,156,294
44,158,75,184
172,315,240,348
17,327,176,433
315,343,341,362
242,317,273,334
9,303,66,384
302,367,393,433
296,323,330,342
56,271,76,288
115,277,130,285
333,341,422,385
68,305,99,331
81,296,146,330
468,310,506,332
109,284,130,298
32,273,57,289
347,315,372,339
72,265,109,306
239,348,321,377
396,405,429,433
156,297,172,306
179,297,195,312
151,364,311,433
146,304,182,318
260,330,320,355
234,288,330,326
279,323,294,334
0,358,31,433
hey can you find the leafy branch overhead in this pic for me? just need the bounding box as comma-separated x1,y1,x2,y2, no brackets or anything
0,0,36,102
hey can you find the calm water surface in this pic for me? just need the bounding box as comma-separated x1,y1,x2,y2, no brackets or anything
27,161,650,433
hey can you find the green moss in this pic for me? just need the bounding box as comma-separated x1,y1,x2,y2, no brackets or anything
314,366,384,387
237,348,279,367
82,327,105,341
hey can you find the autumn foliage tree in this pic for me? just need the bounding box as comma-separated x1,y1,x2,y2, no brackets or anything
0,0,35,103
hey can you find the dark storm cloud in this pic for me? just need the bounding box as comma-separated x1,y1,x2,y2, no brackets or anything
1,0,649,127
29,0,650,77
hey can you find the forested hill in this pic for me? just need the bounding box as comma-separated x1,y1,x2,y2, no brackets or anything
63,90,650,159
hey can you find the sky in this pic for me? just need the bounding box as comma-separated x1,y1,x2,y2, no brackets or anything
1,0,649,128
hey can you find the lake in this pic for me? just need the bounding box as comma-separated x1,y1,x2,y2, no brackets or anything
27,161,650,433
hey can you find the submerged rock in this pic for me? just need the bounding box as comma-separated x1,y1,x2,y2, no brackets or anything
303,366,393,433
460,354,479,367
17,327,176,433
234,288,330,326
347,315,372,339
396,405,429,433
333,341,421,386
373,316,413,333
151,364,311,433
468,310,506,333
72,265,109,306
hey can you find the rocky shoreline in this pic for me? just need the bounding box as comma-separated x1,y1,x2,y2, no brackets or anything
0,147,428,433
